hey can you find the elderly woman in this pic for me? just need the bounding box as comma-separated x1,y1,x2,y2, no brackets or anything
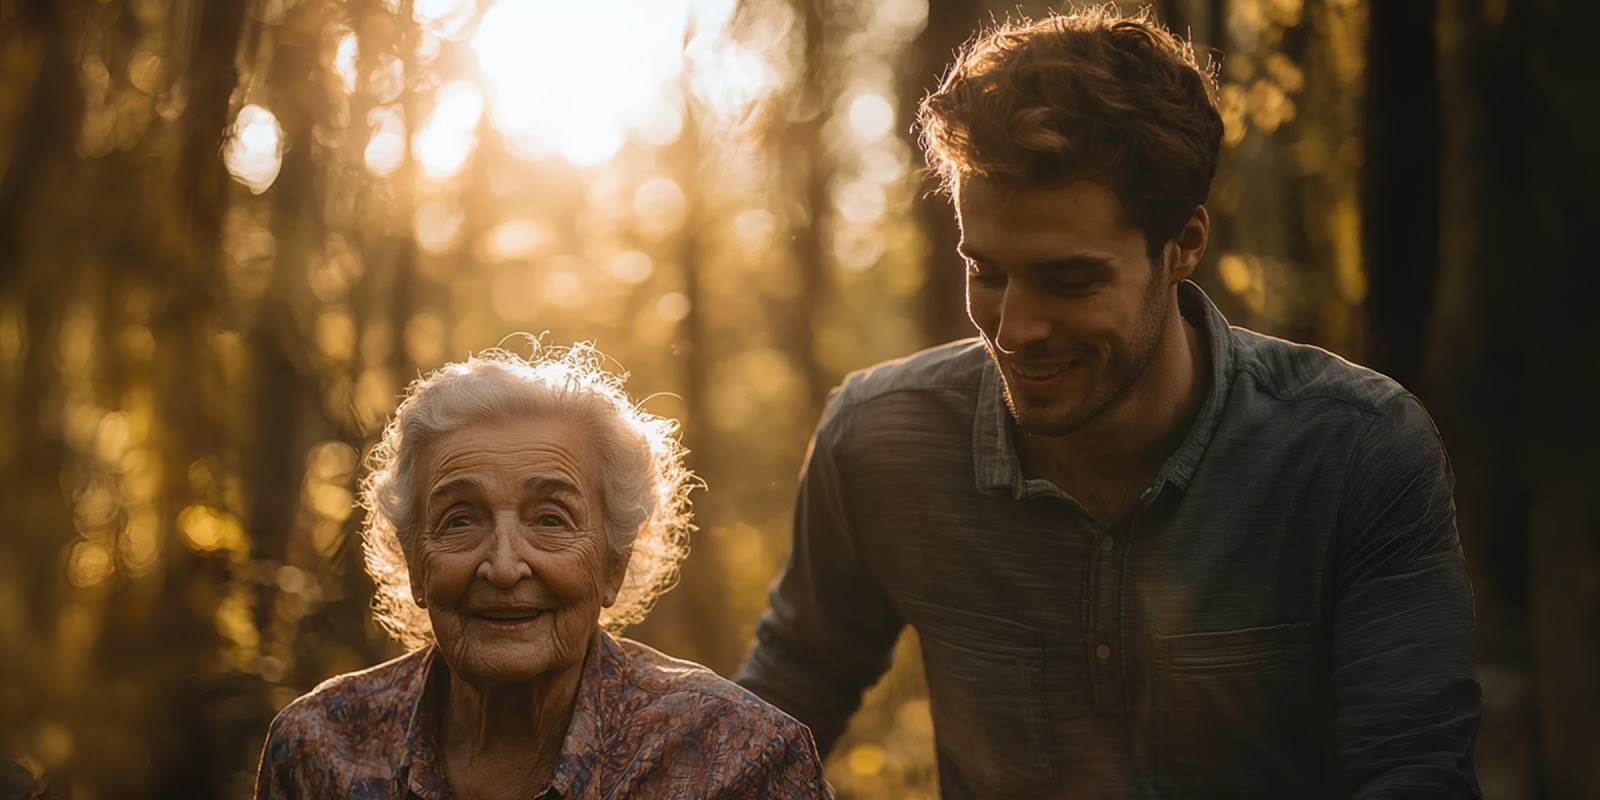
254,344,831,799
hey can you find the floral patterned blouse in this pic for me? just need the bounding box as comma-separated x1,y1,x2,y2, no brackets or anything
254,631,832,799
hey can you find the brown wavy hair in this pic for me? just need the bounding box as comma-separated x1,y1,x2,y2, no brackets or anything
917,5,1223,258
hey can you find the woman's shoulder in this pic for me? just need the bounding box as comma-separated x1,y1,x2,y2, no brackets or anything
264,647,432,748
255,649,433,798
609,636,806,738
597,636,831,796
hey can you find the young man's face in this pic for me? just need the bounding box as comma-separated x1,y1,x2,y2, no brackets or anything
956,179,1175,436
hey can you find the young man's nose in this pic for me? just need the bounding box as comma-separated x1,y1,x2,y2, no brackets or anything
991,286,1053,354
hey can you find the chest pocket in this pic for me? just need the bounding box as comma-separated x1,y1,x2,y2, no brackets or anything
1150,622,1322,797
900,597,1057,797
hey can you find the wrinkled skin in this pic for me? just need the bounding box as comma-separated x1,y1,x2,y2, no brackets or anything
407,415,630,799
410,415,626,688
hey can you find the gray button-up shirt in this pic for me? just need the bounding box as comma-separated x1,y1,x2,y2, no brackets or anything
736,281,1481,799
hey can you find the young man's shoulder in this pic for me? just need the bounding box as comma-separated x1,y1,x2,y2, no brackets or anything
829,338,990,411
1228,325,1411,415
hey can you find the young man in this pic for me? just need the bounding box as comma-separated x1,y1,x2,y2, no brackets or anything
735,8,1481,798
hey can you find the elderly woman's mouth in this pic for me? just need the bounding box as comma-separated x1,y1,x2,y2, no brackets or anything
471,608,546,626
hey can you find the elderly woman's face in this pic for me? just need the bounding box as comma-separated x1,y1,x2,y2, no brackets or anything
410,415,626,685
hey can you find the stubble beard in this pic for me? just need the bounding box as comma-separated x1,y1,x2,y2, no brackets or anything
996,272,1171,437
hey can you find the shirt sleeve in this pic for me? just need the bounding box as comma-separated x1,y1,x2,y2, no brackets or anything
720,718,836,799
252,709,299,800
1331,393,1482,798
734,387,906,757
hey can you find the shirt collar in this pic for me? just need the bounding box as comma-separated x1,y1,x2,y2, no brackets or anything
546,630,617,798
402,630,622,799
403,648,451,800
973,279,1235,498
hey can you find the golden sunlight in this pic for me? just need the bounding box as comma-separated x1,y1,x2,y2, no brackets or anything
415,80,484,180
471,0,750,165
413,0,479,40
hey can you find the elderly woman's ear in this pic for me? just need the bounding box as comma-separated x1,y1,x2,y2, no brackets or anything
603,547,631,608
408,550,427,608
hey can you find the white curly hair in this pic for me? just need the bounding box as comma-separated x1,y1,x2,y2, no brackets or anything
358,341,696,651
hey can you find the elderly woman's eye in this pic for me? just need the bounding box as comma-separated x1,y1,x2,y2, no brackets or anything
534,512,568,528
444,512,474,529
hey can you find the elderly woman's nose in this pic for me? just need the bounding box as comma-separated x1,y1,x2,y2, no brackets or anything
476,512,534,586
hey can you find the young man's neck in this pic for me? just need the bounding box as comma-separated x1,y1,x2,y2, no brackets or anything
1019,298,1210,500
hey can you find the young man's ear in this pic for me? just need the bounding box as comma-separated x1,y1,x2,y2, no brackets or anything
1163,204,1210,283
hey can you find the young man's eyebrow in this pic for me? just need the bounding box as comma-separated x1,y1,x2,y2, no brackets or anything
956,246,1115,271
1033,255,1115,272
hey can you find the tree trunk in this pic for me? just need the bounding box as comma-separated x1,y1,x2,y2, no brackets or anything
1361,0,1439,392
904,0,980,346
1431,0,1600,796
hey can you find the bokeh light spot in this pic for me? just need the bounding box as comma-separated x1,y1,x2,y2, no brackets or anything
835,179,887,225
847,743,888,777
364,107,408,177
657,292,691,322
847,92,896,142
119,511,161,578
733,208,775,243
546,267,586,309
416,81,483,180
66,541,115,588
633,178,688,237
483,219,551,262
308,483,355,521
178,505,239,552
610,250,654,284
414,202,465,254
413,0,478,40
405,312,448,366
223,104,283,194
314,311,357,362
334,32,360,94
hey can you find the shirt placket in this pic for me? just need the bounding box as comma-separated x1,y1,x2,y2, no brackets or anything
1088,486,1158,714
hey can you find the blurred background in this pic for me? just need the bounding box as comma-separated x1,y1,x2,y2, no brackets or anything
0,0,1595,797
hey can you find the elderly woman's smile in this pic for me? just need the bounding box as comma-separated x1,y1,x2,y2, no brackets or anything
414,416,620,686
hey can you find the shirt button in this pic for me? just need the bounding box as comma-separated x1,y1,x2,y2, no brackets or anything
1099,536,1114,552
1096,644,1112,661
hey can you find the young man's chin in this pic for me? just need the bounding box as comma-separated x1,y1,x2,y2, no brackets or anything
1009,396,1094,437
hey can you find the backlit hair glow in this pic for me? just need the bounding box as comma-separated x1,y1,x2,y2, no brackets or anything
917,5,1224,256
359,341,696,651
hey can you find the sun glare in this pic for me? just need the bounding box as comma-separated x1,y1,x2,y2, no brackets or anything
469,0,760,166
334,32,360,94
413,0,478,40
364,107,407,177
415,80,484,180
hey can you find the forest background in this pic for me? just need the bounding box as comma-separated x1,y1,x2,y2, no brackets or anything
0,0,1596,797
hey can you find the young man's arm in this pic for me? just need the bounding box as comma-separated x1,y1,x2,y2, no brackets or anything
735,391,905,757
1331,393,1482,798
